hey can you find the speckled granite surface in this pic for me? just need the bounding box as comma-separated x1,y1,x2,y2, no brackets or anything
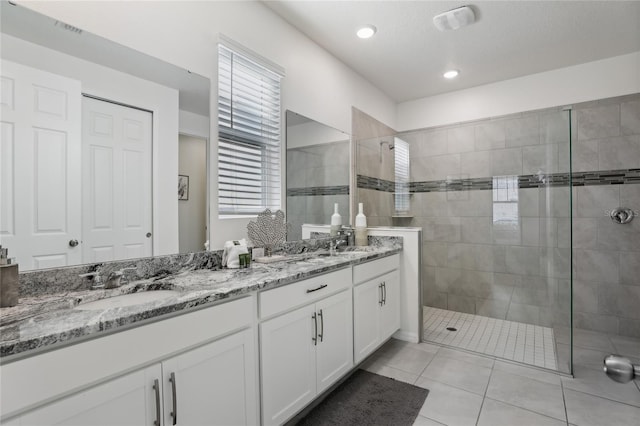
1,238,401,361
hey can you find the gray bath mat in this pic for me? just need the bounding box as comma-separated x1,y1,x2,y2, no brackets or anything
294,369,429,426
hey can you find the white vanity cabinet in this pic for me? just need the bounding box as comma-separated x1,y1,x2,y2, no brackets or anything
13,364,162,426
160,328,256,426
353,254,401,364
259,268,353,426
2,297,258,426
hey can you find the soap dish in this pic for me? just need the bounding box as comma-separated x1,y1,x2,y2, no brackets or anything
254,255,286,264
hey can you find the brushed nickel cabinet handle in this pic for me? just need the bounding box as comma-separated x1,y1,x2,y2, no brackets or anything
318,309,324,343
382,281,387,306
169,372,177,425
152,379,161,426
379,283,384,306
312,312,318,345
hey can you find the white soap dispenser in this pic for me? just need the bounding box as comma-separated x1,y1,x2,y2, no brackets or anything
330,203,342,236
355,203,368,246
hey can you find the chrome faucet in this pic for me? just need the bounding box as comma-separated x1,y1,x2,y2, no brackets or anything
79,267,136,289
79,271,103,289
104,267,137,289
334,228,354,250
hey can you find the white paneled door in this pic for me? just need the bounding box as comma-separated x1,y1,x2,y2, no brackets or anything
82,97,152,263
0,60,82,270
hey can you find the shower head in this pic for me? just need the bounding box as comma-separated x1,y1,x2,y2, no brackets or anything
380,140,394,150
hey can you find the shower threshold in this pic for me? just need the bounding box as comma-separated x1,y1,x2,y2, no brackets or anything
423,306,558,371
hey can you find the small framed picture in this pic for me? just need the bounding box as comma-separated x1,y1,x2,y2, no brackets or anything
178,175,189,200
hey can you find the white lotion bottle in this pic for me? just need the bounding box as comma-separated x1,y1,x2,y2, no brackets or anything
330,203,342,236
355,203,368,246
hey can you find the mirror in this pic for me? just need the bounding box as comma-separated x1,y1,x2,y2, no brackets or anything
0,2,210,270
285,111,350,241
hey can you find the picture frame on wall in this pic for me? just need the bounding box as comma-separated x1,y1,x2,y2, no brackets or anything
178,175,189,200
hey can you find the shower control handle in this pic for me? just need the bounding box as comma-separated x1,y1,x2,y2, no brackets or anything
610,207,634,224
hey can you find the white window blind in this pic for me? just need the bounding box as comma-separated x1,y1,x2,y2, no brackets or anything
218,43,282,216
394,137,410,213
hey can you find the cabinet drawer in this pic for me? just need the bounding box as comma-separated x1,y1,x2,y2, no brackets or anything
259,268,351,319
353,254,400,284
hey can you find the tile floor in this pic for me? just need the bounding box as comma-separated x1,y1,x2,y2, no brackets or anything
423,307,558,370
362,337,640,426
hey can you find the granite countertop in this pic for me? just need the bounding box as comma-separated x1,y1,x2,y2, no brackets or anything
0,247,400,361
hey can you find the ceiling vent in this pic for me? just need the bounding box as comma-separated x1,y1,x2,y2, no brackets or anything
433,6,475,31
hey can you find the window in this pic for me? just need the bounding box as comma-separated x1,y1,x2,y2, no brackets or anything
394,137,410,214
217,43,283,216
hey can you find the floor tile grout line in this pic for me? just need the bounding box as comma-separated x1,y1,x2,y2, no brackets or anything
562,386,640,409
416,374,489,398
475,355,495,426
482,396,572,425
413,346,440,385
560,377,570,425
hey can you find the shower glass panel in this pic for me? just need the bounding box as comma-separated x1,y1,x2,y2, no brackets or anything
569,93,640,381
404,107,573,374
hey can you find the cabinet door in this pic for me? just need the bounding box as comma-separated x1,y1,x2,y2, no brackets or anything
260,304,317,426
161,328,257,426
380,270,401,341
17,364,161,426
353,278,382,364
315,290,353,393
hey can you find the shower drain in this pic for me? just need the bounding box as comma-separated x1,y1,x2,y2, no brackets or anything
446,327,457,332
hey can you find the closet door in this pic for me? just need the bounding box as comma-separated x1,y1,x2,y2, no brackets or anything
1,60,82,270
81,97,152,263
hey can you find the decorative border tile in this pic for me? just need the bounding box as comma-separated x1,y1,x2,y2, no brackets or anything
287,185,349,196
357,175,396,192
360,169,640,194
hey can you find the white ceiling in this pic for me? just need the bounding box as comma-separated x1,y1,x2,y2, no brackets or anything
264,0,640,103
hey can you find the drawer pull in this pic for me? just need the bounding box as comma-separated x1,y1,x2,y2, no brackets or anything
306,284,328,293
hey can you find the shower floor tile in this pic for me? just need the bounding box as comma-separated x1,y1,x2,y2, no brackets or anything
423,306,558,371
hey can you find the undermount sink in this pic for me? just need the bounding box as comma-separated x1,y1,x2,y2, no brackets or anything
75,290,180,311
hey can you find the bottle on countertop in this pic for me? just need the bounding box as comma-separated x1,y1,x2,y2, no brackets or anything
355,203,368,246
0,246,19,307
330,203,342,236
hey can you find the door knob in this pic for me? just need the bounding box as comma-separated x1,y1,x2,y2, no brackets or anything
146,232,152,238
69,239,79,247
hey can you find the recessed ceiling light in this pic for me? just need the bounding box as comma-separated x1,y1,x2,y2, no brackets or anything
443,69,459,79
357,25,377,39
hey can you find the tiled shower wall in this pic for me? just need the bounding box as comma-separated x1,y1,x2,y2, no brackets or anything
569,94,640,337
400,93,640,338
353,107,396,226
286,141,349,241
